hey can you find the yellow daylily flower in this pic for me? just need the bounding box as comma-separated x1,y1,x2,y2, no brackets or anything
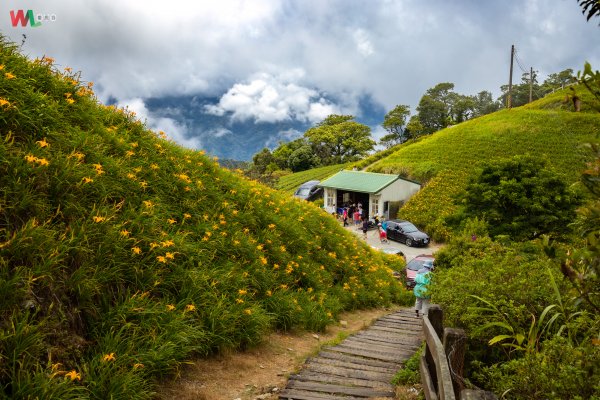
36,138,50,148
64,370,81,381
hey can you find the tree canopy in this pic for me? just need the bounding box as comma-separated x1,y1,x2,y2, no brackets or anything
458,155,580,241
379,104,411,148
304,114,375,165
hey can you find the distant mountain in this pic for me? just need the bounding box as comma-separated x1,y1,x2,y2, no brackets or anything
145,94,386,161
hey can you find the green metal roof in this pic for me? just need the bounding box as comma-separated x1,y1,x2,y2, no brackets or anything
318,170,400,194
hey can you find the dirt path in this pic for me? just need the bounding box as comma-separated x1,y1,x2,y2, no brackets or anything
155,307,407,400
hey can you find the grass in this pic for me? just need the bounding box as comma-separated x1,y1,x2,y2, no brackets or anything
366,92,600,241
0,36,406,399
275,162,352,193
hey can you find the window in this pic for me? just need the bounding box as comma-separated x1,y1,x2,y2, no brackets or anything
372,196,380,216
326,189,335,207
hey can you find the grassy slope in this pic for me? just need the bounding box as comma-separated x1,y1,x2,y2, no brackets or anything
367,91,600,240
275,162,351,193
0,38,406,399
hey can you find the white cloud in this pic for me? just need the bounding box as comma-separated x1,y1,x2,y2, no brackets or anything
117,98,201,149
353,29,375,57
209,128,233,138
2,0,599,157
264,128,304,149
204,72,342,123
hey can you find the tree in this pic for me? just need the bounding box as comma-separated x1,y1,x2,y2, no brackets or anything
459,155,580,241
271,138,305,170
499,71,541,107
251,148,274,175
288,144,320,172
449,93,476,124
472,91,501,117
416,82,456,134
540,68,575,93
304,114,375,164
577,0,600,23
380,105,410,148
405,115,425,139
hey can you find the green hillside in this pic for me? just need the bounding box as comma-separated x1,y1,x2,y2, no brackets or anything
0,38,406,398
367,92,600,240
275,162,352,193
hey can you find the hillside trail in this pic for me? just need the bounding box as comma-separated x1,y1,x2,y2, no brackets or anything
155,307,422,400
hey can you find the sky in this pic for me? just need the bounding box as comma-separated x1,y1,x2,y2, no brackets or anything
1,0,599,160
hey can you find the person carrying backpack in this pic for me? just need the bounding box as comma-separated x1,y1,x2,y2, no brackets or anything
414,260,433,317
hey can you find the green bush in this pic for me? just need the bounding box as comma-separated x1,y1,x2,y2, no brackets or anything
472,336,600,399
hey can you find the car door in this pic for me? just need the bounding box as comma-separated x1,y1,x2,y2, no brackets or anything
396,224,407,243
387,222,399,241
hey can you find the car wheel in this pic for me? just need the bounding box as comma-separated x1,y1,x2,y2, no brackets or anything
405,238,413,247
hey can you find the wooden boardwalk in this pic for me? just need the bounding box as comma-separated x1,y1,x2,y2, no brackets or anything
278,309,422,400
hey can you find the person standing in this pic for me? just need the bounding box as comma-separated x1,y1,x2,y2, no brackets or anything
414,260,434,317
342,207,348,227
361,217,369,239
378,223,388,243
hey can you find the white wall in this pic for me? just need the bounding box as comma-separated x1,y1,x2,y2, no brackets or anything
379,179,421,203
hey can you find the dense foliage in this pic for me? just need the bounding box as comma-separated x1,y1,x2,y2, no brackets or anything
0,37,407,399
432,229,599,398
455,155,580,241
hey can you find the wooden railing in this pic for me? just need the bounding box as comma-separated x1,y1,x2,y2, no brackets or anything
420,305,497,400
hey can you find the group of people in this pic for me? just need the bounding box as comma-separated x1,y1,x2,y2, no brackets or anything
340,205,389,243
340,203,364,227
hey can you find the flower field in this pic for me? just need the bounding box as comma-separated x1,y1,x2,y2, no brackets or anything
0,37,407,399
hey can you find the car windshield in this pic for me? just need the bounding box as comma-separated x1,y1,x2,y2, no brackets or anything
406,259,425,271
400,223,418,233
295,188,311,196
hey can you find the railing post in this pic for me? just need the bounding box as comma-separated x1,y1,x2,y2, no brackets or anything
426,305,443,394
444,328,467,399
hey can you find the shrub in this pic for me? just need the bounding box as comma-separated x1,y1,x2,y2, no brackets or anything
472,336,600,399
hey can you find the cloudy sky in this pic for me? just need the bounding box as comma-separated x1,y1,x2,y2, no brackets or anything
1,0,599,159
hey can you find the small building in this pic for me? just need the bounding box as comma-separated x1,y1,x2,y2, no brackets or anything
318,170,421,219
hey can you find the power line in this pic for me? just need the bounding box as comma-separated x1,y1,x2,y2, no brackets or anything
514,49,528,74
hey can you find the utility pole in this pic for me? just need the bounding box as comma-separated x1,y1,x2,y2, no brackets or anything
529,66,533,103
508,45,514,109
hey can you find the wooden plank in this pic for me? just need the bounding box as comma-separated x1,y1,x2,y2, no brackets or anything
323,345,404,362
278,388,364,400
307,357,398,374
369,325,422,335
349,336,421,352
289,371,393,390
347,334,421,350
333,342,414,359
316,351,401,369
379,314,421,322
354,331,422,344
341,338,411,355
374,319,421,328
286,380,395,398
303,362,395,383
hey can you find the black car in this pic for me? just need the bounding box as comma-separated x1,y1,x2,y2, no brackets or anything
385,219,430,247
293,180,322,200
